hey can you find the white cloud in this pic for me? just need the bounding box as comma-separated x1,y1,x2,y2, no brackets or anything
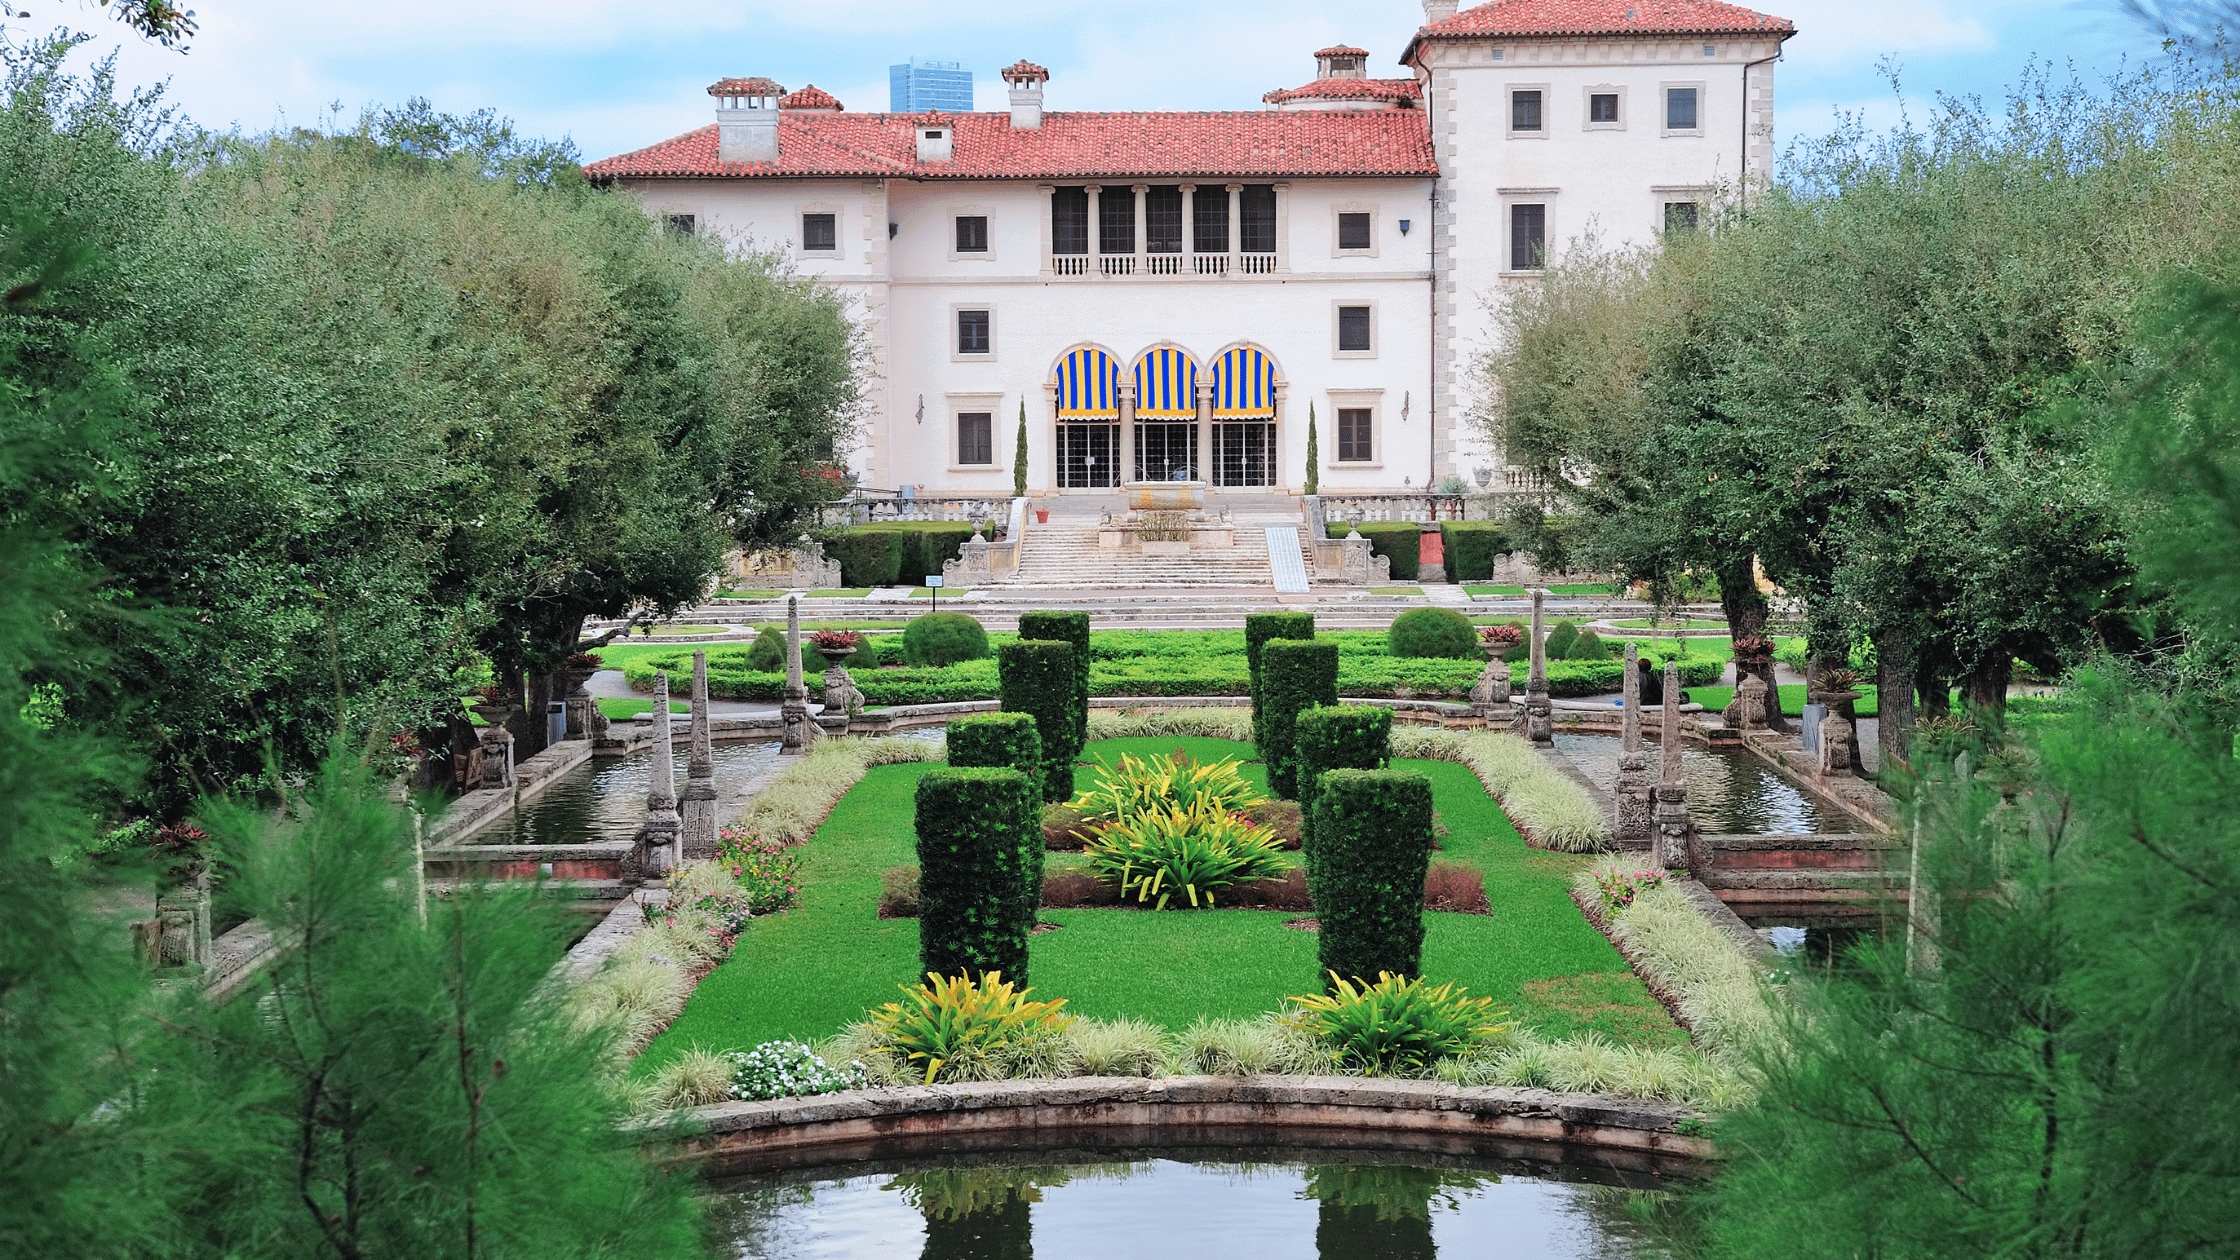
1772,0,1998,70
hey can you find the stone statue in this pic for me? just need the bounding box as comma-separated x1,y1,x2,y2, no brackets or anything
1722,672,1769,732
1469,659,1512,718
1653,658,1693,871
1524,588,1553,745
1819,712,1855,777
780,594,819,752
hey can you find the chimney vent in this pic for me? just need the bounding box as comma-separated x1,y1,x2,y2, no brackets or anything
1001,59,1050,130
709,77,784,164
1423,0,1460,19
915,122,954,163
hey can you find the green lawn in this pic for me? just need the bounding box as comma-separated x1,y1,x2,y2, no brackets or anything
596,697,689,721
1548,583,1622,595
640,736,1680,1071
1463,585,1527,596
1369,585,1424,596
715,589,785,600
809,588,874,598
1608,618,1730,630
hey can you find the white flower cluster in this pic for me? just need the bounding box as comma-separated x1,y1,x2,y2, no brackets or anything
724,1040,870,1101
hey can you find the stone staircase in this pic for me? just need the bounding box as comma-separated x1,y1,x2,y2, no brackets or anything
999,519,1311,589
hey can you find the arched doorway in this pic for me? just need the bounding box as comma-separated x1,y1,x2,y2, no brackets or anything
1208,344,1279,487
1132,345,1199,482
1051,345,1122,488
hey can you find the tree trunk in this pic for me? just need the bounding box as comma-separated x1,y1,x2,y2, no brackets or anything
1718,553,1788,733
1875,626,1917,774
1966,654,2012,717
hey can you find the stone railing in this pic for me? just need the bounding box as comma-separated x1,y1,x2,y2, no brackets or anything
1314,493,1471,524
830,494,1013,530
940,496,1029,586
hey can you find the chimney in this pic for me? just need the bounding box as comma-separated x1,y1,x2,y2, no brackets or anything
709,77,784,164
1423,0,1460,19
1001,59,1049,130
915,122,954,163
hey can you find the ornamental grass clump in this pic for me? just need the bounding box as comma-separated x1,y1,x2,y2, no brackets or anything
1577,859,1775,1056
868,971,1074,1084
1284,972,1513,1076
1081,799,1288,908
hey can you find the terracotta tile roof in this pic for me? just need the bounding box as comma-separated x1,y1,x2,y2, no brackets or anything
1000,59,1050,83
1314,44,1371,57
779,84,842,111
585,109,1438,181
707,76,786,98
1409,0,1792,49
1263,76,1421,106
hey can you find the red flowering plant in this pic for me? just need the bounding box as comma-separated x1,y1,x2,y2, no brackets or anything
1595,868,1666,912
1730,634,1777,662
565,652,602,671
801,462,854,501
1479,625,1523,650
719,827,803,916
807,629,862,653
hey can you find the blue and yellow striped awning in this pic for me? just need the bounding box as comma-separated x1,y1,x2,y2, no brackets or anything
1209,346,1278,418
1053,347,1122,418
1133,347,1198,419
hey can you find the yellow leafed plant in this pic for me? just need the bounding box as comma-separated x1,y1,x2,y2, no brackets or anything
1069,751,1266,825
1285,972,1513,1075
870,972,1073,1085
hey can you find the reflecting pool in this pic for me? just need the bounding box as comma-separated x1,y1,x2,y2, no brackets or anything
710,1146,1694,1260
1553,732,1855,834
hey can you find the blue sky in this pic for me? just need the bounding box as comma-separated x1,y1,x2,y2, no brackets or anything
50,0,2178,171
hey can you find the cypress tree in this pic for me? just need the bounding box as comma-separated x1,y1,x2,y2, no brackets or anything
1013,401,1029,498
1304,402,1320,495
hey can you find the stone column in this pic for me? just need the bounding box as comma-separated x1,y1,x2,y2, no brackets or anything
780,594,819,752
681,650,718,858
1132,184,1148,272
1086,184,1103,270
1196,382,1214,485
1614,641,1653,845
1226,181,1242,272
641,670,682,874
1121,383,1138,487
1653,658,1692,871
1180,183,1196,273
1524,588,1553,745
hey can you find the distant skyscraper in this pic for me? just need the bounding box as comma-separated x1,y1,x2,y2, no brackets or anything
889,57,972,113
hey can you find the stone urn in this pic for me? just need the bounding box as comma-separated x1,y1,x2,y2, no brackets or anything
813,644,859,671
467,700,517,728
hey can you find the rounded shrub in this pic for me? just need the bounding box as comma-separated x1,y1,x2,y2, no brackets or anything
1387,607,1479,660
1543,619,1582,661
1568,628,1609,661
902,611,991,667
744,626,818,675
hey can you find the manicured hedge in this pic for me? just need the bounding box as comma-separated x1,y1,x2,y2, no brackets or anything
1308,769,1434,988
1438,521,1510,582
1388,606,1480,659
1245,612,1314,750
1019,611,1091,748
1324,521,1420,580
998,640,1079,802
622,632,1725,705
831,530,905,588
902,611,990,666
1260,639,1340,799
914,767,1039,985
1295,705,1392,850
944,712,1045,912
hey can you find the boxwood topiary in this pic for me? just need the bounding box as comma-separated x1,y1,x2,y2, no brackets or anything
945,712,1045,915
914,767,1039,985
1544,619,1581,661
1295,705,1392,851
1387,606,1479,660
997,639,1080,802
1246,612,1315,750
744,626,819,676
1308,769,1434,988
1438,521,1509,582
1018,611,1091,747
831,530,904,588
1260,638,1340,799
902,611,991,667
1569,628,1609,661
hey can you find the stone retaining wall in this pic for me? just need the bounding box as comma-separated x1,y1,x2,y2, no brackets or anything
666,1076,1709,1176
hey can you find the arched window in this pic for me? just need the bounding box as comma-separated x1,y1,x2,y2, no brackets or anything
1133,347,1199,482
1207,346,1280,486
1052,346,1122,487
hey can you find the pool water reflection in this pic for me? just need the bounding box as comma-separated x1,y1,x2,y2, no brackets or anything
1554,732,1855,834
710,1152,1692,1260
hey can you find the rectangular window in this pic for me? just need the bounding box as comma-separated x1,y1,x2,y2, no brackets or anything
1589,93,1619,123
1240,184,1277,254
1337,409,1373,462
1666,87,1699,131
1337,212,1372,251
1512,89,1543,131
1510,203,1545,270
1664,201,1699,233
1338,305,1372,352
1099,188,1135,254
1193,185,1229,253
1051,187,1088,255
957,412,993,465
663,213,696,237
801,212,837,251
954,215,988,252
957,309,990,355
1145,186,1184,253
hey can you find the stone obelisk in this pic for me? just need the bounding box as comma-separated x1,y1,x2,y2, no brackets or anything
680,649,718,858
641,670,682,873
780,594,818,752
1653,658,1692,871
1524,587,1553,745
1615,641,1652,846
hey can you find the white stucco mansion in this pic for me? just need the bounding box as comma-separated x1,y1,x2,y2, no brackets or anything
585,0,1793,497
